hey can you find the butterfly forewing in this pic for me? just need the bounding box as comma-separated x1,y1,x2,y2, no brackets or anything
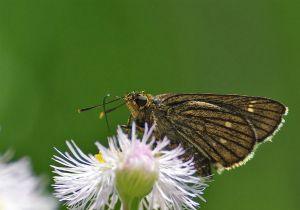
161,94,287,142
231,99,287,142
153,93,287,173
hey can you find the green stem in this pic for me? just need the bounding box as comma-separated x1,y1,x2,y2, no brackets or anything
130,197,142,210
122,196,142,210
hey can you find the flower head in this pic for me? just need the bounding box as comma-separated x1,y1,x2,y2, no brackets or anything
115,124,159,204
0,151,58,210
51,122,207,210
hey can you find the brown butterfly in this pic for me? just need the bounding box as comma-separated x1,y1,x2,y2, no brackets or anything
79,91,288,177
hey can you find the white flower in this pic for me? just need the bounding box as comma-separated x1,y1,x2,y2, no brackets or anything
51,122,207,210
145,147,207,210
0,151,58,210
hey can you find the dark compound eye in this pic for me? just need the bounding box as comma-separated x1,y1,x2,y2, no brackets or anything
135,95,147,106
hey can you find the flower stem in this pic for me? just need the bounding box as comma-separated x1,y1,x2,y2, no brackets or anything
122,196,142,210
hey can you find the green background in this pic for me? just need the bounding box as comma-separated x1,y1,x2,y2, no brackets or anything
0,1,299,210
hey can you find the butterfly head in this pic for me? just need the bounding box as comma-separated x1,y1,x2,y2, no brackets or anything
124,91,153,118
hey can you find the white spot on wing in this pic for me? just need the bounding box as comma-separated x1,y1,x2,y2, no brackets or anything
220,138,227,144
248,108,254,112
225,122,232,127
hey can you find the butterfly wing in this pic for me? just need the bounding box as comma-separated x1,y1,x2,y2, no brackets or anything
160,93,288,143
152,93,288,175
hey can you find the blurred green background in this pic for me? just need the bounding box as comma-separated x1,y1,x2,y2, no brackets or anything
0,1,299,210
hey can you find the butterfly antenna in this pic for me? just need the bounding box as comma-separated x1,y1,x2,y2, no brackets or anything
101,94,124,136
78,97,122,113
99,102,126,118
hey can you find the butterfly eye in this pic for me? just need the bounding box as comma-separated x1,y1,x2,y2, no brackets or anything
135,95,147,106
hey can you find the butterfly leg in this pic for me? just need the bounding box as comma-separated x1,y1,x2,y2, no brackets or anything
121,114,133,133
